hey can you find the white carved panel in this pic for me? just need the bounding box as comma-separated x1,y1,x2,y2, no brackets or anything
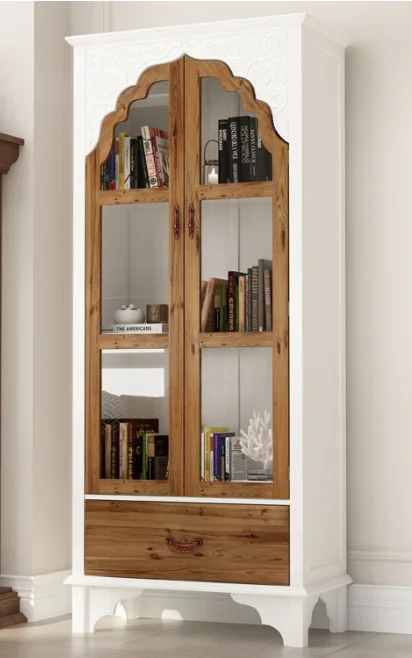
84,27,289,155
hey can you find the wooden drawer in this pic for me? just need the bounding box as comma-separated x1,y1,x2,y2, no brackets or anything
85,501,289,585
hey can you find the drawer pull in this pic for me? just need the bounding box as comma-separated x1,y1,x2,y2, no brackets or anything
165,536,203,554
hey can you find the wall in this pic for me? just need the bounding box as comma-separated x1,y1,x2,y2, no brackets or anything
69,0,412,589
0,0,72,618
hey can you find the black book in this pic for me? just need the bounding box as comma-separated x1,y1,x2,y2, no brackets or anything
218,119,229,184
239,116,251,182
228,117,240,183
256,122,272,181
137,135,149,188
249,117,258,181
130,138,137,189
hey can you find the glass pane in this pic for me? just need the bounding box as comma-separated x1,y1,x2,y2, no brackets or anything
201,348,273,483
100,81,169,190
101,203,169,333
201,77,272,185
200,198,272,332
101,349,169,481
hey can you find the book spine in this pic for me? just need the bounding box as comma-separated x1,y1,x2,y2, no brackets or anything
154,455,168,480
151,128,163,186
110,142,116,189
239,275,245,332
225,436,231,481
104,422,111,478
209,435,214,482
220,438,226,482
142,432,147,479
119,132,126,190
141,126,158,188
115,138,119,189
228,117,240,183
245,274,249,332
219,284,227,332
239,116,251,182
214,291,220,332
258,259,265,331
264,268,272,332
235,278,240,332
228,273,235,332
256,122,272,182
205,437,211,482
111,421,119,479
249,117,258,181
133,430,143,479
247,268,252,332
147,456,154,480
200,432,205,481
252,266,258,331
119,422,127,479
212,434,218,480
130,138,136,189
137,136,149,188
201,278,214,332
124,136,131,189
218,119,229,184
100,421,105,478
127,423,133,479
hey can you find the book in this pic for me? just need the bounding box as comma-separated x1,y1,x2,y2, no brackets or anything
200,432,205,481
100,420,105,478
137,135,149,188
142,432,147,480
115,419,159,480
141,125,158,188
201,278,227,332
214,432,235,481
130,137,138,189
119,131,126,189
104,422,112,479
204,426,228,482
247,268,252,332
119,422,128,479
264,268,272,331
230,437,248,481
154,455,168,479
200,280,208,316
256,123,272,181
218,119,229,184
225,435,231,480
228,117,240,183
245,274,249,333
214,292,220,331
155,131,169,187
115,138,119,188
219,284,227,332
227,272,236,332
104,323,168,334
239,116,251,182
249,117,258,180
239,275,246,332
251,265,259,331
124,135,131,189
127,423,134,479
258,259,272,331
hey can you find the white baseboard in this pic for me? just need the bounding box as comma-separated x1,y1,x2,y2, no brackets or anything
0,570,71,622
136,584,412,635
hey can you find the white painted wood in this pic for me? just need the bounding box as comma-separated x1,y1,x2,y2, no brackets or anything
85,494,290,505
0,570,71,623
68,12,348,647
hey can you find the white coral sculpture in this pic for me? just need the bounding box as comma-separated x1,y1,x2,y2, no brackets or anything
240,411,273,470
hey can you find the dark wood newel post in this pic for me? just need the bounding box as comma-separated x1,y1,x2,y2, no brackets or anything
0,132,25,628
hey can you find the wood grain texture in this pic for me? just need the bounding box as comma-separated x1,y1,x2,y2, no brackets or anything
98,63,169,164
199,181,272,200
272,140,289,499
199,332,273,349
85,500,289,585
98,333,168,350
99,189,169,205
168,58,185,496
85,152,102,493
197,481,272,499
0,133,24,175
184,57,202,498
98,479,169,496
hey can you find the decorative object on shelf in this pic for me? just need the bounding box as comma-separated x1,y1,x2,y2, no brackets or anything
146,303,168,324
240,411,273,470
202,139,219,185
113,304,145,324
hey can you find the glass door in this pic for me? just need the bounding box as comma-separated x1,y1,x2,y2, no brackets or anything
184,58,289,499
85,61,184,496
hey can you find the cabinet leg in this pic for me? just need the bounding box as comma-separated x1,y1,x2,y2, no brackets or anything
71,586,143,633
230,593,319,648
321,587,348,633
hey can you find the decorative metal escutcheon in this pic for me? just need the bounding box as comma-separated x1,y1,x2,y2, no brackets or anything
165,536,203,554
188,203,195,239
173,204,180,239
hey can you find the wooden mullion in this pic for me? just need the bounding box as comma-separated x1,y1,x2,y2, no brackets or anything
85,151,102,493
168,58,185,496
184,57,202,497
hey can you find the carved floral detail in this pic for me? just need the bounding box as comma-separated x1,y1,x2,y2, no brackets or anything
84,28,289,155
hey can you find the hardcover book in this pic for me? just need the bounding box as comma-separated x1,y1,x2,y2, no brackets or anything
251,266,259,331
141,125,159,188
239,116,251,182
201,278,227,332
258,259,272,331
249,117,258,181
228,117,240,183
218,119,229,184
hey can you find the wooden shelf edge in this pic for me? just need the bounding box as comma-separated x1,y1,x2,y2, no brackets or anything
99,333,168,350
199,332,273,348
99,188,169,205
97,479,169,495
199,181,273,200
197,481,273,499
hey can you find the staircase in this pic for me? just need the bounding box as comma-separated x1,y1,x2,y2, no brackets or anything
0,588,27,628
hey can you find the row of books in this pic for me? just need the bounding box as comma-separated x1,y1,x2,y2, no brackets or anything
200,427,272,482
218,116,272,184
100,126,169,191
100,418,169,480
200,259,273,333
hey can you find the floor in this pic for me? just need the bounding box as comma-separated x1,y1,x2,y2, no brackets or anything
0,616,411,658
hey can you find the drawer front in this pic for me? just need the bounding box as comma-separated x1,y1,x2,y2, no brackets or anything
85,501,289,586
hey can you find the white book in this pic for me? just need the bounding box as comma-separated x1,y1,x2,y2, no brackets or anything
103,323,169,334
124,136,131,189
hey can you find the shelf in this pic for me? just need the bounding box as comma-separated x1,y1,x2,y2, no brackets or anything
199,181,272,201
199,332,273,348
99,188,169,205
99,333,168,350
98,479,169,496
197,481,273,499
